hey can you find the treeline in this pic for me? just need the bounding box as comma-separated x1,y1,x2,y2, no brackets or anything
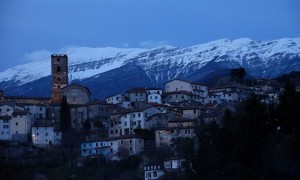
276,71,300,85
193,81,300,179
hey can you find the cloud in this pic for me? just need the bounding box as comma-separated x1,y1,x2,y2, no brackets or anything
23,50,53,62
139,40,169,48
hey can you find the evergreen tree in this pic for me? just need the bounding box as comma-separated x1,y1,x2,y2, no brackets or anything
278,81,300,134
83,118,91,134
230,67,246,83
60,95,71,132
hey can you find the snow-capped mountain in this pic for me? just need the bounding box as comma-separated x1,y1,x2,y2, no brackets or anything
0,38,299,99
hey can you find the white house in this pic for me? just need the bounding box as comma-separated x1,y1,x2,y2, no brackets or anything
119,107,161,135
164,157,188,171
146,88,163,104
81,135,144,160
206,93,221,104
23,104,47,124
32,122,61,146
144,165,165,180
106,94,125,104
147,93,162,104
0,104,30,142
0,115,10,140
109,106,161,137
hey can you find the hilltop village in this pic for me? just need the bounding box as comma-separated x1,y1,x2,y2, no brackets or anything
0,54,299,179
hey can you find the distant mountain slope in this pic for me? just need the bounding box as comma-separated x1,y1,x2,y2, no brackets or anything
0,38,299,99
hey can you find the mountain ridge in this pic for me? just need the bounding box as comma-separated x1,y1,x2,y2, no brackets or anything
0,37,300,99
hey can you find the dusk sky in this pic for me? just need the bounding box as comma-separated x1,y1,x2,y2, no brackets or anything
0,0,299,71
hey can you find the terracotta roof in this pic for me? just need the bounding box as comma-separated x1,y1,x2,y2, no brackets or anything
110,106,154,115
62,83,91,95
12,109,28,115
0,115,12,120
164,91,196,96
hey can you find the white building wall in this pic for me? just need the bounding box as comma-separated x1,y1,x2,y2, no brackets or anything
165,80,192,92
147,93,162,104
0,119,10,140
10,114,30,142
32,126,61,145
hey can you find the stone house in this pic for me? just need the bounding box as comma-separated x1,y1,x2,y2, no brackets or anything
145,112,175,129
171,106,203,120
126,87,147,102
155,127,195,147
164,91,202,103
62,83,91,105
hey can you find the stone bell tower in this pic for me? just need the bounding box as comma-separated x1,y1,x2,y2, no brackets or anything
51,54,68,103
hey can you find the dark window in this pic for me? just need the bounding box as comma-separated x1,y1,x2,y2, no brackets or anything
57,66,61,73
57,77,61,81
57,58,60,62
130,140,132,144
15,122,18,126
